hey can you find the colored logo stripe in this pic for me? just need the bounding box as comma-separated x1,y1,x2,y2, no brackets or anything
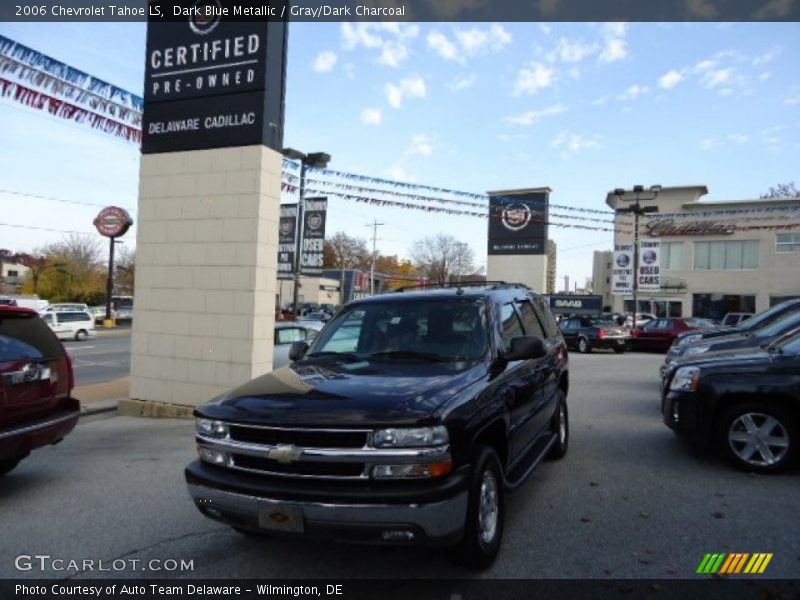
698,553,772,575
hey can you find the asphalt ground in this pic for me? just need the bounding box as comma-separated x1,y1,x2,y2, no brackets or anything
1,352,798,580
64,331,131,387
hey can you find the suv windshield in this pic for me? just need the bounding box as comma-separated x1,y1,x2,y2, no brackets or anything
740,301,800,332
308,298,488,361
754,310,800,339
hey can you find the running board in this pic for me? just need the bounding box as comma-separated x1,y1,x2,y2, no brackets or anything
504,433,558,491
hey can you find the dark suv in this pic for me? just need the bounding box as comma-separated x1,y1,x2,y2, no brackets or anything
185,283,569,568
0,306,80,476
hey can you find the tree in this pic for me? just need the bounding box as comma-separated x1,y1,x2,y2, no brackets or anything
115,246,136,295
760,182,799,199
14,252,54,296
410,234,475,285
22,234,105,303
323,232,370,271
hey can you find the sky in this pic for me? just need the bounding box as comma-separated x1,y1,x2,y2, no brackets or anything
1,21,799,289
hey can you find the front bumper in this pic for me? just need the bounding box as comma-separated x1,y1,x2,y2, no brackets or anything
0,406,80,460
185,461,469,545
662,390,711,447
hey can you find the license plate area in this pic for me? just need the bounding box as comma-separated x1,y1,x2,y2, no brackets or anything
257,501,304,533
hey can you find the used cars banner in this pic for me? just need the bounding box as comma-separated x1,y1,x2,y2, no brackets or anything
638,239,661,292
299,197,327,274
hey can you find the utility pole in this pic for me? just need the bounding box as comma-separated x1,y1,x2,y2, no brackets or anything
366,219,384,295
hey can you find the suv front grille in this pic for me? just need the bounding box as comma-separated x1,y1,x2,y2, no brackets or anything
232,454,365,478
228,425,368,449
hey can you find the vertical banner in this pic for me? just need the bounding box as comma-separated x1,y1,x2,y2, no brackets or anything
277,203,298,280
487,189,549,255
612,243,634,295
300,197,327,274
638,239,661,292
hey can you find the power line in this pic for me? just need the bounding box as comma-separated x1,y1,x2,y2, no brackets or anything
0,221,94,236
0,189,134,210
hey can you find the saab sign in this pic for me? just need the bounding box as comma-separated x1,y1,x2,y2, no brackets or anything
548,295,603,316
142,0,288,153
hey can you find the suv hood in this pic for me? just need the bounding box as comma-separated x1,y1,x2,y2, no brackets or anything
199,359,487,427
672,345,772,372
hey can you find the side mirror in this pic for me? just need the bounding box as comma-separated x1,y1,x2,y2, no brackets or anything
505,336,546,361
288,341,309,362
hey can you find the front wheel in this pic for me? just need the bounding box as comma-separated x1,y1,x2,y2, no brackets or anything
577,337,591,354
450,446,504,570
75,329,88,341
719,403,797,473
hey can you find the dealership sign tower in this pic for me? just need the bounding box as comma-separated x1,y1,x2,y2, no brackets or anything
128,5,288,410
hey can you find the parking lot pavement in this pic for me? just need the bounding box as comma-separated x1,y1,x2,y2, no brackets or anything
1,352,798,579
64,333,131,387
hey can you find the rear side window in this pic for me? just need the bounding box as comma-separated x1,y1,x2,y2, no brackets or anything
0,314,64,361
515,300,546,339
60,312,91,323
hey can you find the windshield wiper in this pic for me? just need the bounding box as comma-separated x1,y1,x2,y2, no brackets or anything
305,351,363,361
367,350,447,362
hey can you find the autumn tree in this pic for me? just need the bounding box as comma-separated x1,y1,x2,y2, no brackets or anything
323,231,370,271
115,246,136,295
23,234,105,304
410,234,476,285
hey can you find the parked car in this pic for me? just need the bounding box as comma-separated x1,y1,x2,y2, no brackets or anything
663,309,800,377
0,306,80,476
624,312,656,329
662,328,800,473
721,312,753,327
669,299,800,354
273,321,323,369
40,311,95,342
186,283,569,568
628,317,719,353
558,315,629,353
298,311,330,323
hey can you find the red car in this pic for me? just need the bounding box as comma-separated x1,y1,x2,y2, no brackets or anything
628,317,719,352
0,306,80,476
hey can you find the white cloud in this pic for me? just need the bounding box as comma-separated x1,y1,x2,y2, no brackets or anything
598,23,628,64
618,84,650,100
553,37,598,63
506,103,568,126
385,76,427,108
758,71,771,81
408,133,436,156
386,165,417,182
427,24,511,64
700,138,719,151
360,108,383,126
658,69,684,89
785,94,800,105
592,95,610,106
551,131,601,155
312,51,338,73
753,48,781,65
448,74,477,91
513,62,556,96
340,23,419,68
728,133,749,144
700,67,736,88
685,0,719,18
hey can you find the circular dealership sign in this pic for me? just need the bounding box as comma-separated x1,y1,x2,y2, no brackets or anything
501,204,532,231
616,253,630,267
94,206,133,238
306,213,323,231
189,0,222,36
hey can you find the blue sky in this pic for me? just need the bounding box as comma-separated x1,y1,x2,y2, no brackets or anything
1,21,799,288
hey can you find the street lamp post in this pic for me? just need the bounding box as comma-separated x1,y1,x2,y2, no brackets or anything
613,185,661,330
282,148,331,319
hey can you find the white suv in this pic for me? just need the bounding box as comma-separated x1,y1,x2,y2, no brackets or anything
41,311,96,341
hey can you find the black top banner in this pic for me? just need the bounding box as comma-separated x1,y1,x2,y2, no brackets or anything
487,190,549,256
141,3,287,153
299,197,327,274
1,0,798,21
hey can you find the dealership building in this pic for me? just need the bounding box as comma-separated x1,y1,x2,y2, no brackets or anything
595,185,800,321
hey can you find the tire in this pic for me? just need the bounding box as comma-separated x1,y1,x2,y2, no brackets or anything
613,346,626,354
577,337,591,354
0,457,22,477
718,403,797,474
75,329,88,342
451,446,505,570
547,390,569,460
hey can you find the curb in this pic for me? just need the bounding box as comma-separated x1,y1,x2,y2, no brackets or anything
118,398,195,420
80,398,122,417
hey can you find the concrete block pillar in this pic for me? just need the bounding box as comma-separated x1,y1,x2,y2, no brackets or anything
130,145,280,407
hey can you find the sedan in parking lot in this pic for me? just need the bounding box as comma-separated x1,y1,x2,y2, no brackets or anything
662,329,800,473
628,317,719,353
558,316,629,353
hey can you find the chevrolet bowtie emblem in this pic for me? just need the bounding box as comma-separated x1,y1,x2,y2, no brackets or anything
267,444,303,464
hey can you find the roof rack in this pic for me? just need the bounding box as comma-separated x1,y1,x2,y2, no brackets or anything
392,281,532,293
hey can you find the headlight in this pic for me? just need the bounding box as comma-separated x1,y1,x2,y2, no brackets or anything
371,460,453,479
196,418,228,438
677,334,702,347
372,426,449,448
683,345,710,356
669,367,701,392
